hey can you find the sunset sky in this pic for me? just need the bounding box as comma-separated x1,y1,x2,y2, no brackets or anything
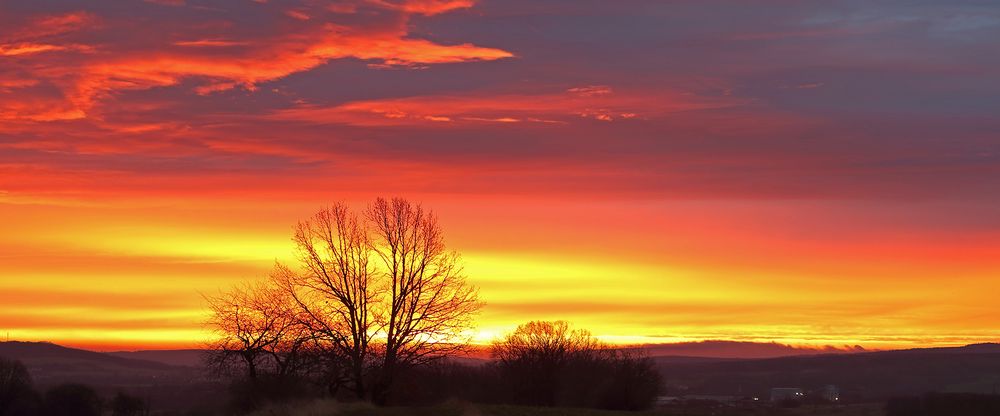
1,0,999,351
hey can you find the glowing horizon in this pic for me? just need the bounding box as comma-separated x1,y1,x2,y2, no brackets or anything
2,1,999,352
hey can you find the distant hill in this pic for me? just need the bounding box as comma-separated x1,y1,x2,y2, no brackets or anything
453,339,866,362
108,349,207,368
657,343,1000,401
0,341,220,411
640,340,866,359
8,340,1000,405
0,341,199,386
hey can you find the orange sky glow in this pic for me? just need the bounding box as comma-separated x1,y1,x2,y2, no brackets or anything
2,0,999,351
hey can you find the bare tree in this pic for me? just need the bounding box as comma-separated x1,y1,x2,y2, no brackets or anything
366,197,483,404
273,203,379,398
491,321,661,409
0,357,37,415
491,320,600,406
206,197,481,405
204,280,305,380
492,320,601,370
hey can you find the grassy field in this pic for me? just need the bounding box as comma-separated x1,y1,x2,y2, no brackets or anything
245,400,885,416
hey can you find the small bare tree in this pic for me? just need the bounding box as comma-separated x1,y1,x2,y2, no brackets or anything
367,197,483,404
492,320,601,369
492,321,661,409
273,203,380,398
204,280,305,380
0,357,36,415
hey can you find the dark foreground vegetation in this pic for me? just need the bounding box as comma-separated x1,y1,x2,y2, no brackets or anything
0,357,149,416
886,393,1000,416
200,199,661,413
7,342,1000,416
658,343,1000,400
214,320,662,413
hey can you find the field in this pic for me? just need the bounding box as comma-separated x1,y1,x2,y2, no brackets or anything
243,401,886,416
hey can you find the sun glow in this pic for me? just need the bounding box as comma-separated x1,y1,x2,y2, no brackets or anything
2,0,999,353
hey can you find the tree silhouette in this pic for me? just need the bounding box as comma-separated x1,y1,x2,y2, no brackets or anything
492,321,600,406
109,392,148,416
204,280,306,380
42,384,101,416
491,321,661,409
206,197,482,405
0,358,38,416
366,197,483,404
273,203,379,398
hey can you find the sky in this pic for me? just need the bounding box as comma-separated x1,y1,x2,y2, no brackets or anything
1,0,999,351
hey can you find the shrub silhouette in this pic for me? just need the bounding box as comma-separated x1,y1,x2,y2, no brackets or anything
0,358,39,416
226,374,316,414
886,393,1000,416
42,384,101,416
110,392,148,416
491,320,662,410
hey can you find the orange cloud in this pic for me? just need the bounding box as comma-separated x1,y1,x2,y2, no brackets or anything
0,78,39,91
272,85,736,126
0,6,512,122
0,43,66,56
0,99,87,122
3,11,97,42
0,11,98,58
368,0,475,16
144,0,186,6
172,39,248,47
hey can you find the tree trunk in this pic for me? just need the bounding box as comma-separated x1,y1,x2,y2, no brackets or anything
371,354,396,406
353,361,366,400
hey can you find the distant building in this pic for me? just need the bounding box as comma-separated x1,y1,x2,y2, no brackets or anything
770,388,804,402
819,385,840,402
655,395,761,409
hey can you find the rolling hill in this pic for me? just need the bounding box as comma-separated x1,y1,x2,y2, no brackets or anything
657,343,1000,401
108,349,208,368
0,341,221,411
0,341,186,384
6,340,1000,405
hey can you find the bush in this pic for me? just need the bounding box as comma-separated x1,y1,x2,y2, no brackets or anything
388,362,494,406
244,399,343,416
0,358,39,416
887,393,1000,416
42,384,102,416
597,351,663,410
491,321,663,410
227,375,316,413
111,392,149,416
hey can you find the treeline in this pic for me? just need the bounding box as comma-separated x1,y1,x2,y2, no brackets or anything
886,393,1000,416
202,199,661,412
394,321,662,410
210,320,662,413
0,357,148,416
